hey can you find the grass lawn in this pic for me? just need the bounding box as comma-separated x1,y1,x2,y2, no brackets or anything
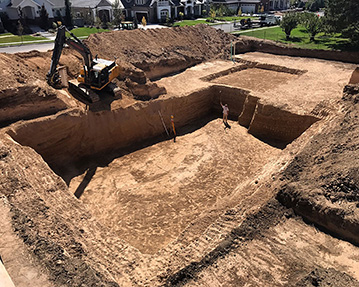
173,19,209,27
215,16,256,21
173,16,257,27
0,33,13,37
235,25,351,50
0,34,47,44
68,27,110,38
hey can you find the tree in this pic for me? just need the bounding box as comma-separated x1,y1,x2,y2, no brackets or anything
209,8,216,19
95,16,101,29
300,12,322,41
280,12,298,40
17,20,23,44
325,0,359,45
64,0,73,28
237,8,242,17
112,0,122,28
39,4,50,30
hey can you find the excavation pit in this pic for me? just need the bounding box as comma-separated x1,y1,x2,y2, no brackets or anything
6,84,319,254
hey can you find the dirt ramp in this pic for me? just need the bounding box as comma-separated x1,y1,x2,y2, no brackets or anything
277,85,359,246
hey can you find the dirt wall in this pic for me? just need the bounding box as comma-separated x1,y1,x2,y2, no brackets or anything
0,84,68,128
7,84,320,169
84,25,236,80
235,36,359,64
6,87,215,168
248,103,319,147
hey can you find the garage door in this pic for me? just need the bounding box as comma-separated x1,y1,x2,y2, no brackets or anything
241,4,256,13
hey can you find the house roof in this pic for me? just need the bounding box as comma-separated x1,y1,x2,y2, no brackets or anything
50,0,64,8
148,0,185,8
123,0,151,9
70,0,112,8
8,0,41,8
106,0,124,8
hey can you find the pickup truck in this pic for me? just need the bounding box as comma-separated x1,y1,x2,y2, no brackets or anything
259,15,280,26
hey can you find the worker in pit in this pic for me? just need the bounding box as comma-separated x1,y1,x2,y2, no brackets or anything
220,102,229,124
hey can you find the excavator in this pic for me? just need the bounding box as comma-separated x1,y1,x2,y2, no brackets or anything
47,25,120,103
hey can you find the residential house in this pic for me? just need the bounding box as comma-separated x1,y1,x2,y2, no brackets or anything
268,0,290,10
70,0,124,26
209,0,288,14
50,0,65,20
0,0,54,21
239,0,260,13
123,0,205,23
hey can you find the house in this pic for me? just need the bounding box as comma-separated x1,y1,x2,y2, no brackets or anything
50,0,65,20
268,0,290,10
0,0,54,21
239,0,260,13
70,0,124,26
123,0,206,23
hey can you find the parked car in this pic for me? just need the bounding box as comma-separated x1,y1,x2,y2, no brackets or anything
259,14,280,26
120,21,136,30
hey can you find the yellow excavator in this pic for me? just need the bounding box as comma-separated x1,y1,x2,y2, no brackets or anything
47,25,120,103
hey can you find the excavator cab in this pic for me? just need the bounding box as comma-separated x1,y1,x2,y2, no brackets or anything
47,25,120,103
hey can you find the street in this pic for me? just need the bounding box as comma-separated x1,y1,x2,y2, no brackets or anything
0,42,54,54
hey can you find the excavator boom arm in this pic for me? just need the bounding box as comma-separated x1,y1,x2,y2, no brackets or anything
46,25,93,87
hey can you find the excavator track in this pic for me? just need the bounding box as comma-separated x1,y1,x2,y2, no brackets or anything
68,79,100,104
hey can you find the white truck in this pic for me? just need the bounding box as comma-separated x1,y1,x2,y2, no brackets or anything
259,15,280,26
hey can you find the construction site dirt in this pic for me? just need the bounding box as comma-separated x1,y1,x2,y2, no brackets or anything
1,25,359,287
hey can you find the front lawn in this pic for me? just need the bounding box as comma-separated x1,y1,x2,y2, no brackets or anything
68,27,110,38
173,16,257,27
173,19,210,27
234,26,351,50
0,34,47,44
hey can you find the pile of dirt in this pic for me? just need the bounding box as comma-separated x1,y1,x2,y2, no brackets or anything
84,25,236,79
294,267,359,287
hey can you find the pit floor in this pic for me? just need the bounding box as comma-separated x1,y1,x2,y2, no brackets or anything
211,67,298,93
68,53,356,254
69,118,281,254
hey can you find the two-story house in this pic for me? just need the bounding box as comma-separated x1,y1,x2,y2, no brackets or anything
0,0,54,21
71,0,123,25
268,0,290,10
123,0,205,23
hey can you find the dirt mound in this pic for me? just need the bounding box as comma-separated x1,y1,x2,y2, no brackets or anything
84,25,236,79
295,268,359,287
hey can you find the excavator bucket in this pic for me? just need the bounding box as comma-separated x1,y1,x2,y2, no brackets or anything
349,67,359,84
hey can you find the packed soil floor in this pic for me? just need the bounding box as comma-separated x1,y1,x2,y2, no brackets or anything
0,25,359,287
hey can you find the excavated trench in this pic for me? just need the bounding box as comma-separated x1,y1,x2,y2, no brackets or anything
5,81,320,254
